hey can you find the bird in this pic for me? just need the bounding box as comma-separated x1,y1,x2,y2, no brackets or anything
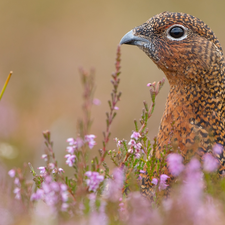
120,11,225,197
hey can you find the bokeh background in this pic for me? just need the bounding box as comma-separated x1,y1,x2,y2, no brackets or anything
0,0,224,170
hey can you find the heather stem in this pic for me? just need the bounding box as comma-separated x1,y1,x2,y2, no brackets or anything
97,46,122,170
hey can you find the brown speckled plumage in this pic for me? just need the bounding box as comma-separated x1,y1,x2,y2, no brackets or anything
120,12,225,197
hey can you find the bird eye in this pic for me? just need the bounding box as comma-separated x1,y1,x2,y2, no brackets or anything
169,26,184,38
166,25,188,41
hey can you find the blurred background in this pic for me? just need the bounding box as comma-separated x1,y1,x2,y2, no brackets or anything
0,0,224,170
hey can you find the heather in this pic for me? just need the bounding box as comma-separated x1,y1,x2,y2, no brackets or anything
0,46,225,225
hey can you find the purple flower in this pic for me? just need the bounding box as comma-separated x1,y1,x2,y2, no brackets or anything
66,137,84,153
203,153,219,172
115,138,123,148
65,154,76,167
213,143,223,155
93,98,101,105
38,167,46,176
31,176,69,211
186,158,201,173
58,168,64,173
179,158,204,213
48,163,55,170
128,139,136,146
8,169,15,178
114,106,119,110
85,171,104,192
119,198,125,212
128,149,133,153
85,134,96,149
30,189,44,201
66,138,75,145
151,178,158,186
134,142,142,151
13,187,21,200
128,138,142,158
41,154,48,161
135,153,141,158
14,177,20,186
131,131,141,140
61,203,69,211
167,153,184,176
88,201,108,225
103,168,124,201
159,174,169,190
66,145,75,154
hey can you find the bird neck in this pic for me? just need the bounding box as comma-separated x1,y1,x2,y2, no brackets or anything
166,81,225,118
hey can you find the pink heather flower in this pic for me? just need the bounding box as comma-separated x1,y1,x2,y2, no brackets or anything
85,171,92,177
58,168,64,173
147,83,152,87
88,202,108,225
85,134,96,149
88,193,97,210
60,184,67,192
115,138,123,148
114,106,119,110
128,139,142,158
167,153,184,176
30,189,44,201
65,154,76,167
203,153,219,172
48,163,55,170
131,131,141,140
38,167,46,175
67,138,75,145
103,168,124,201
128,139,136,146
8,169,15,178
134,142,142,151
61,203,69,211
186,158,201,174
14,177,20,186
128,149,133,153
66,137,84,153
213,143,223,155
180,158,204,212
66,146,75,154
135,153,141,158
119,198,125,212
13,187,21,200
50,182,60,192
41,154,48,161
93,98,101,105
151,178,158,186
31,176,69,211
159,174,169,190
85,171,104,192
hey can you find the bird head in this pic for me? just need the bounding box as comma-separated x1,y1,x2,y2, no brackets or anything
120,12,224,86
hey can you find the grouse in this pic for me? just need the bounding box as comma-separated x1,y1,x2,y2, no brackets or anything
120,12,225,177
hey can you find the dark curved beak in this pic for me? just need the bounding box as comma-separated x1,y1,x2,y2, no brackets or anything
120,30,150,46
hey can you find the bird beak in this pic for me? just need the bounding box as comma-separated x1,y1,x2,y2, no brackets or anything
120,30,150,46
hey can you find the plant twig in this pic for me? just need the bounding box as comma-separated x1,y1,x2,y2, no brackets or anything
97,45,122,170
0,71,13,101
